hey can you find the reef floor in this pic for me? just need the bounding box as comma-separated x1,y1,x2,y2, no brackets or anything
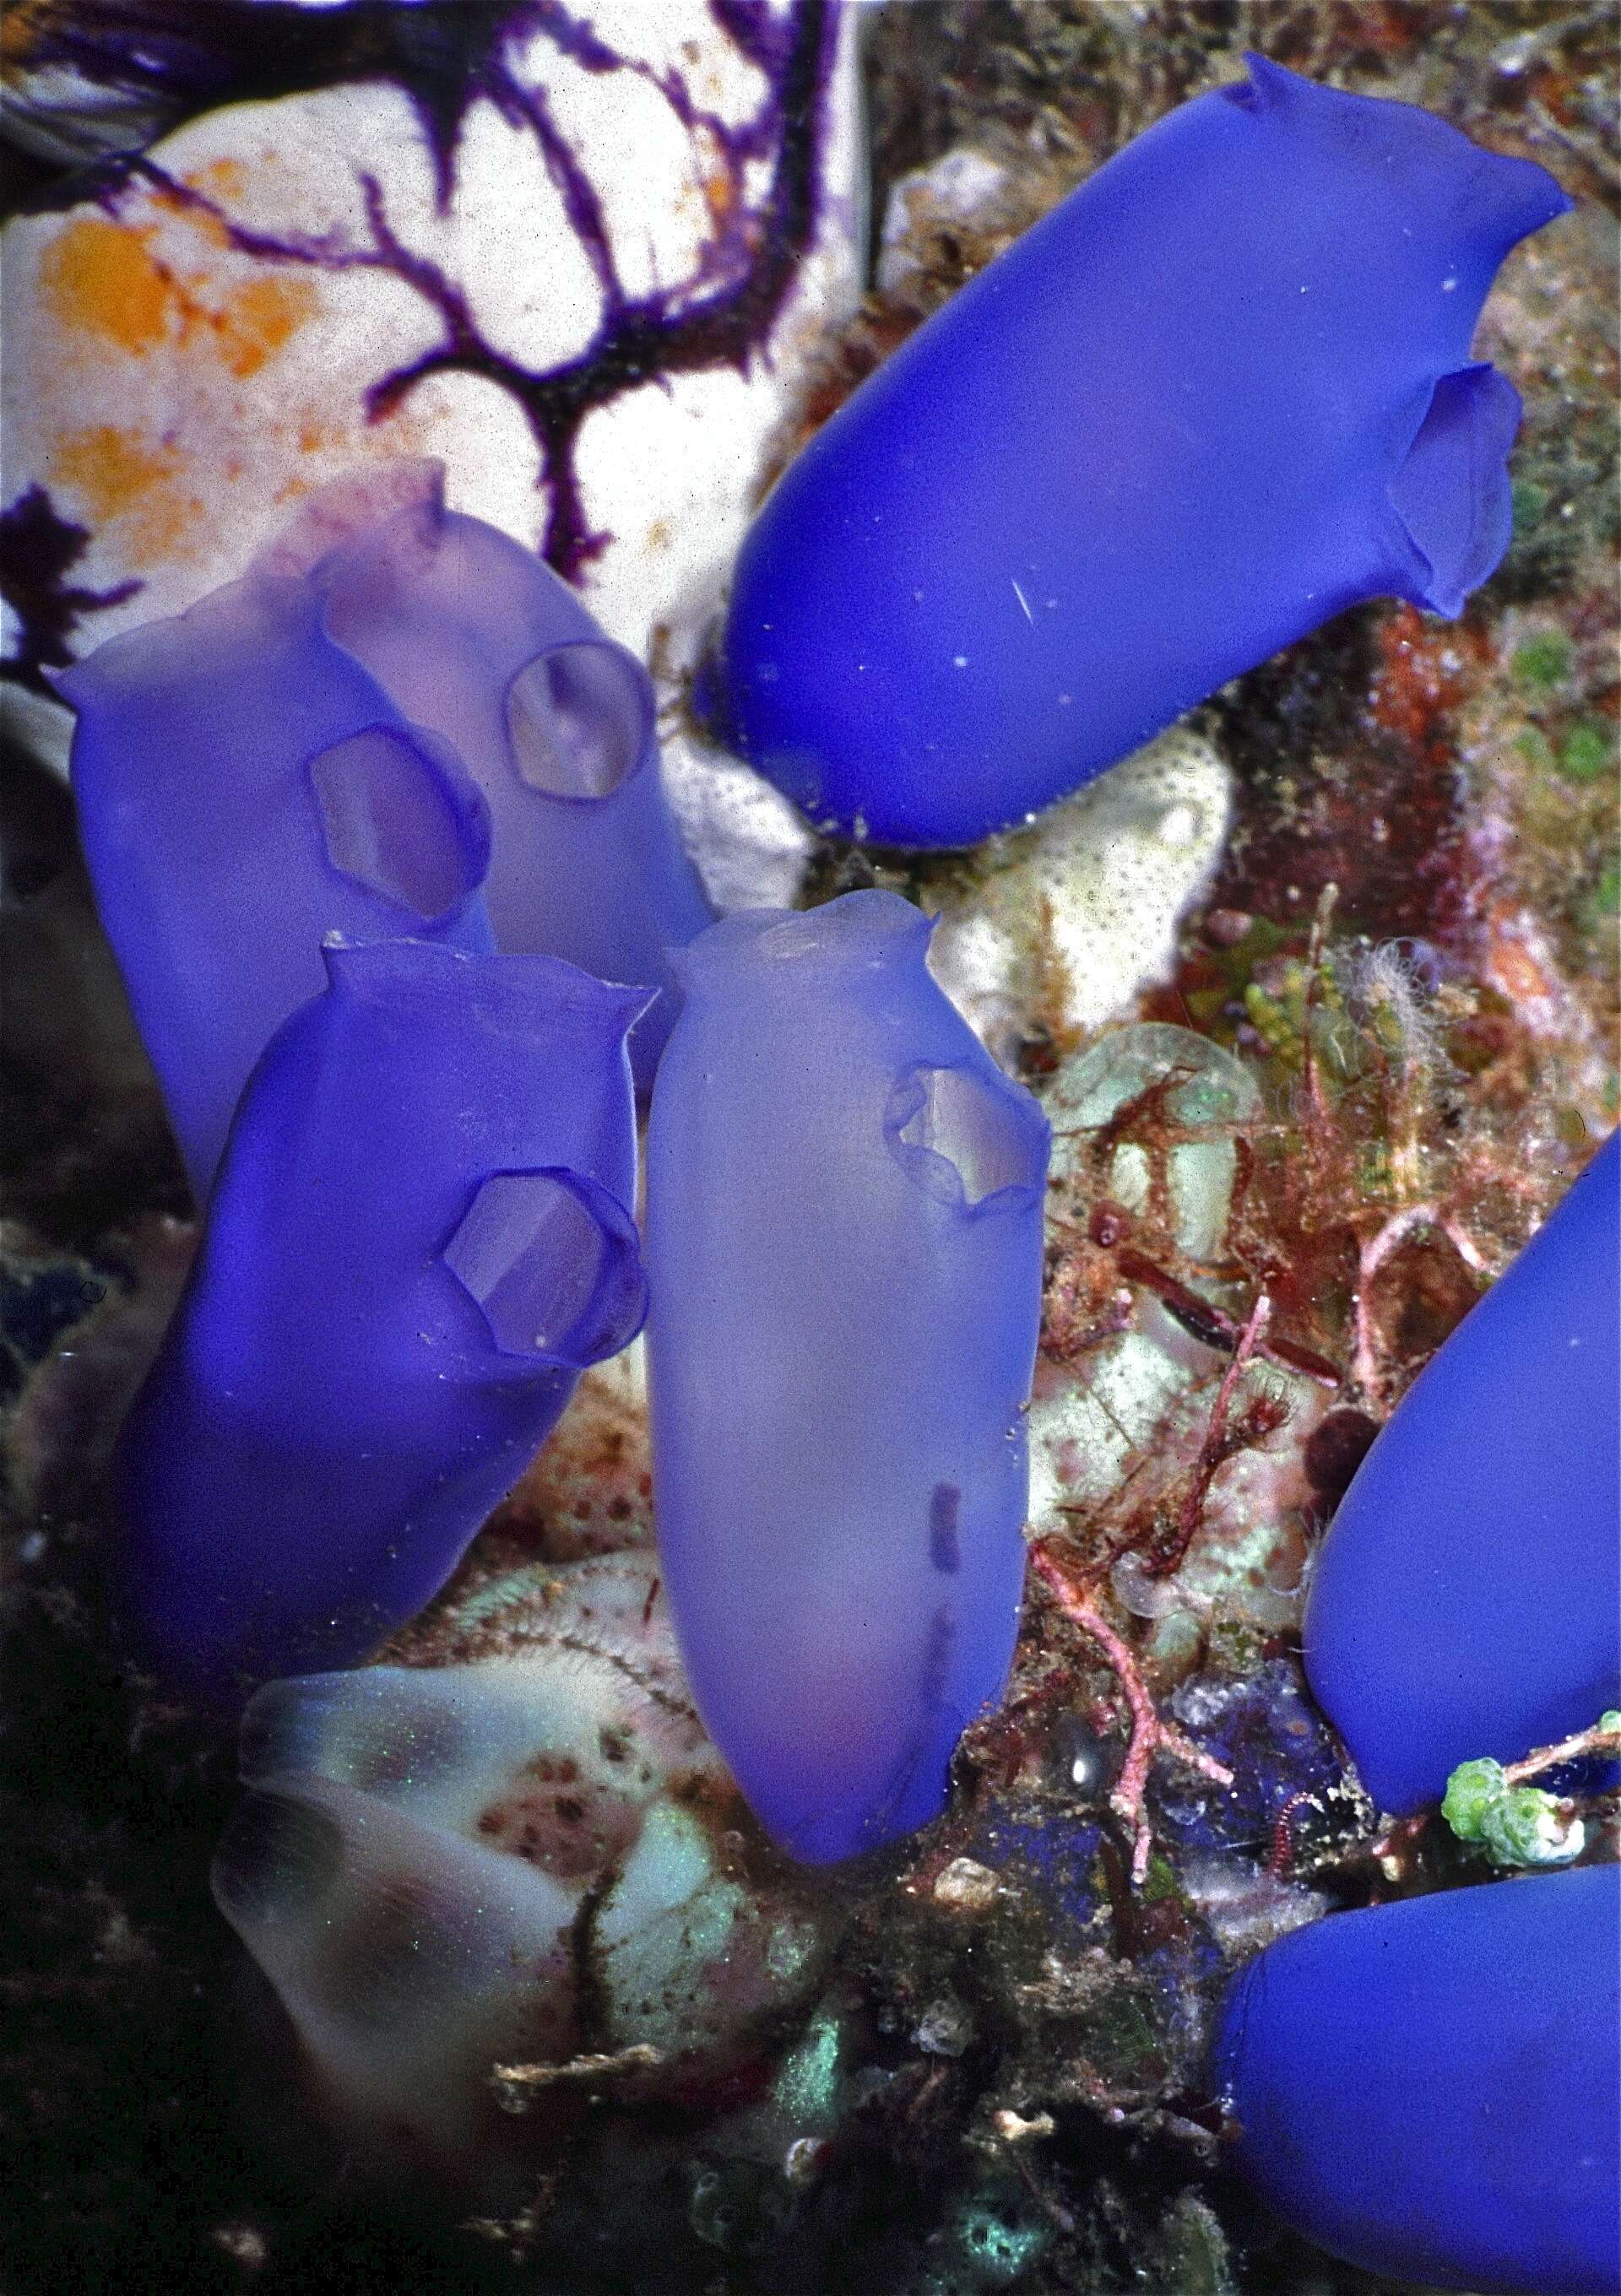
3,6,1617,2293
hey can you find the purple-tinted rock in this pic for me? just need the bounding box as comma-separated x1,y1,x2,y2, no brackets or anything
1151,1661,1353,1865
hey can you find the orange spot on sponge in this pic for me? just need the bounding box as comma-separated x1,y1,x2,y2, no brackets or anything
52,425,201,561
38,217,176,356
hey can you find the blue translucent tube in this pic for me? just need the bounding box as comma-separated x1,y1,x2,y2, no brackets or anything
711,55,1570,847
645,891,1049,1862
117,940,648,1703
61,469,708,1211
58,568,493,1199
1214,1866,1621,2293
1304,1130,1619,1814
306,468,712,1087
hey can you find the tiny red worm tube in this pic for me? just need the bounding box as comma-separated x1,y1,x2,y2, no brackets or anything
1268,1790,1317,1877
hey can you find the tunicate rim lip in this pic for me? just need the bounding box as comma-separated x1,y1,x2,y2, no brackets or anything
319,934,655,1041
669,886,935,993
438,1162,648,1369
304,717,494,930
1375,363,1523,618
884,1058,1050,1221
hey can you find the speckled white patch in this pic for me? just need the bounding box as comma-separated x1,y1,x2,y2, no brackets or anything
927,729,1233,1061
876,144,1013,295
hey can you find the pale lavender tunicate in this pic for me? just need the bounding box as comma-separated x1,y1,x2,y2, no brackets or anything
285,463,713,1088
57,560,493,1200
646,891,1050,1863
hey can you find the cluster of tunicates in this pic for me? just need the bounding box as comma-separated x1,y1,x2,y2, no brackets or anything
46,41,1613,2294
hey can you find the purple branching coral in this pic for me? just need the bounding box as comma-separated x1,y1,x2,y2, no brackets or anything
0,0,850,712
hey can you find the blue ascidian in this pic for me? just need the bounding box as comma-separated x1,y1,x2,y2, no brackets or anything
117,940,648,1703
57,560,494,1200
645,891,1050,1863
1214,1865,1621,2293
1305,1130,1620,1815
710,54,1571,847
288,463,713,1090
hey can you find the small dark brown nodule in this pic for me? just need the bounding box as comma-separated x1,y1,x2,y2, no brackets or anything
1088,1200,1131,1249
930,1481,962,1574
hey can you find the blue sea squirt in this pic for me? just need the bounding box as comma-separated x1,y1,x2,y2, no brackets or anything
645,890,1050,1863
1217,1135,1621,2293
117,940,648,1702
57,556,494,1199
1214,1865,1621,2293
710,53,1572,846
1304,1129,1620,1815
62,470,710,1200
281,464,713,1089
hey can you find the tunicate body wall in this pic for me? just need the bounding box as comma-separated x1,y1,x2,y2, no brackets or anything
1305,1129,1620,1814
712,54,1571,846
293,466,713,1087
1215,1864,1621,2293
117,940,648,1703
58,566,494,1199
1222,1137,1620,2293
646,891,1050,1863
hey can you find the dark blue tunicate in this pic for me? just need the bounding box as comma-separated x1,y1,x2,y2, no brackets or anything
645,891,1050,1862
117,940,648,1703
1214,1866,1621,2293
302,465,713,1087
1304,1132,1620,1815
711,55,1571,847
57,567,494,1199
